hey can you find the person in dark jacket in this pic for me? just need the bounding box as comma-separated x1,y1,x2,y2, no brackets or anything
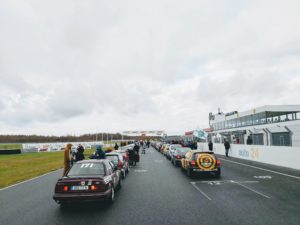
75,144,85,162
224,139,230,157
208,141,213,151
133,143,140,165
114,143,119,150
95,145,106,159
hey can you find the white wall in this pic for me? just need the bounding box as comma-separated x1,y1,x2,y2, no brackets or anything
198,143,300,170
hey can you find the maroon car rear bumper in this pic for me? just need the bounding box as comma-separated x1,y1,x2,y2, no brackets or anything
53,189,111,203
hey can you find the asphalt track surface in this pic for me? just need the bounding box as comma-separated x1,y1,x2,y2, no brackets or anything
1,147,300,225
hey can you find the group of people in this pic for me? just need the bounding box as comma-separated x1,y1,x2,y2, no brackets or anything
63,143,108,176
63,143,86,176
208,139,231,157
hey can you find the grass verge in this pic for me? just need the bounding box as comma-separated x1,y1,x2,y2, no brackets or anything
0,149,94,189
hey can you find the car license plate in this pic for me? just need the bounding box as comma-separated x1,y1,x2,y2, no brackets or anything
71,186,89,191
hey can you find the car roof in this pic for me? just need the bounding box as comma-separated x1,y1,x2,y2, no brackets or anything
76,159,107,164
106,152,121,155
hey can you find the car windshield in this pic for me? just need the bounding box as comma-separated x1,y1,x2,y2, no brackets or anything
67,162,105,176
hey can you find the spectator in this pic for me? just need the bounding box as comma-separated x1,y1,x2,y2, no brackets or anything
75,144,85,162
63,143,72,176
208,141,213,151
95,145,106,159
114,143,119,150
224,139,230,157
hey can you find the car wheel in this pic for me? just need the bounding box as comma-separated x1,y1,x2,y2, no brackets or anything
187,168,193,178
107,187,115,204
215,168,221,178
117,178,122,190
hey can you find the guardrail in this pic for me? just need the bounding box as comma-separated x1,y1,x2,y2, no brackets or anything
197,142,300,170
0,149,21,154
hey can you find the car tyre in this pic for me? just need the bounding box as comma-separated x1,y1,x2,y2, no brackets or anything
187,168,193,178
107,186,115,204
117,178,122,190
215,168,221,178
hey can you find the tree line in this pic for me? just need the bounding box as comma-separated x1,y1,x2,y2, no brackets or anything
0,133,133,143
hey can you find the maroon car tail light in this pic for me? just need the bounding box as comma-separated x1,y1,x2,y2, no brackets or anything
216,160,221,167
63,186,68,192
91,185,97,191
191,160,196,167
175,155,182,159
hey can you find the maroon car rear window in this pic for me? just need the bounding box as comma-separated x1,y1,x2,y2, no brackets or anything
67,162,105,176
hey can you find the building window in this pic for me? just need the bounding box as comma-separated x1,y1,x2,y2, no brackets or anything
252,134,264,145
272,132,291,146
246,115,253,126
236,118,241,127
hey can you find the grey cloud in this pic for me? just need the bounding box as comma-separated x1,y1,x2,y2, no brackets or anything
0,0,299,134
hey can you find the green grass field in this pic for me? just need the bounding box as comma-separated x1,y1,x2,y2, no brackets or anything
0,144,22,150
0,149,95,188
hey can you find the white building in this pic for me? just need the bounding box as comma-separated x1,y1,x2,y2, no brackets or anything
208,105,300,147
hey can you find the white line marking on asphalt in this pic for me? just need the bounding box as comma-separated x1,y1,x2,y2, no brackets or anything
232,180,271,199
253,176,272,179
221,158,300,180
134,170,148,173
197,180,259,185
190,182,212,201
0,168,62,192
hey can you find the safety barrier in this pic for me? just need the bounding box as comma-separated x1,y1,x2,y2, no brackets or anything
198,142,300,170
0,149,21,154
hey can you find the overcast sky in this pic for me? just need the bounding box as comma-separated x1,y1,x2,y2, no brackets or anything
0,0,299,136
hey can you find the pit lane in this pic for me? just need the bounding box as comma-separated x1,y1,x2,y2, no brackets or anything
0,147,299,225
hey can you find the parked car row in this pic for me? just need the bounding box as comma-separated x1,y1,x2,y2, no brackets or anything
53,150,132,206
153,142,221,178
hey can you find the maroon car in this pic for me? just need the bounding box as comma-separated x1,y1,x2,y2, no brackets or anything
53,159,122,205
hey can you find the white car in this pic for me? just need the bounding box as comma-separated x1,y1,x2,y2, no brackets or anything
167,144,182,160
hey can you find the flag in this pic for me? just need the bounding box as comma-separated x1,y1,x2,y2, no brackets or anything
193,129,208,139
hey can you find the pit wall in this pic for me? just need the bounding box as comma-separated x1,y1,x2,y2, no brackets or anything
197,143,300,170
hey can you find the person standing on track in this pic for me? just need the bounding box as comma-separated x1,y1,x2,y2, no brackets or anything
224,139,230,157
208,141,213,151
63,143,72,176
146,140,150,148
95,145,106,159
75,144,85,162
